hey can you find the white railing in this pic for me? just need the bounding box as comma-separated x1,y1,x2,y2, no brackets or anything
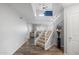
45,30,55,50
34,29,55,50
34,31,44,45
46,30,54,42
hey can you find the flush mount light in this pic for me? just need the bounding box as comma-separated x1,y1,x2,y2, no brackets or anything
39,3,48,10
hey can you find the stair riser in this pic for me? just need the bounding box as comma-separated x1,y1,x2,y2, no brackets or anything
35,31,52,49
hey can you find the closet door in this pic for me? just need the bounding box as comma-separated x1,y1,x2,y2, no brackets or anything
66,5,79,54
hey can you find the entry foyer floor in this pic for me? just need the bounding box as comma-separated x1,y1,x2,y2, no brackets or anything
13,39,64,55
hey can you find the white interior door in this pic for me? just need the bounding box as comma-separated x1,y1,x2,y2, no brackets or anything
67,11,79,55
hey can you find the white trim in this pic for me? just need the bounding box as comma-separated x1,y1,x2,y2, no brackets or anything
64,7,67,55
11,35,29,55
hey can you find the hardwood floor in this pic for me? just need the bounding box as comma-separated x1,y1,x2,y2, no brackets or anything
13,39,64,55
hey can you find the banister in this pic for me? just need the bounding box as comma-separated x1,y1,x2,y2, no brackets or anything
45,30,55,50
34,31,44,45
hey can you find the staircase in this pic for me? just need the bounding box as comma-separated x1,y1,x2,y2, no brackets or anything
35,30,52,49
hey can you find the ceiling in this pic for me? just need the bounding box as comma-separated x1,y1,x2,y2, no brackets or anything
7,3,34,22
61,3,78,8
6,3,77,22
4,3,76,25
32,3,53,16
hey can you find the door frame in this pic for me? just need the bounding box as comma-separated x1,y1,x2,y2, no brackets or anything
64,7,68,55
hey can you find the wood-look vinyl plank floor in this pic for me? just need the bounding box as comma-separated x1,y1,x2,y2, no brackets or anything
13,40,64,55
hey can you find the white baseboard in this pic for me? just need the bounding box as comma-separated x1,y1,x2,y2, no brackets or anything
11,37,29,55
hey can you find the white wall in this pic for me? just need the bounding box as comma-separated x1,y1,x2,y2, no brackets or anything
32,24,55,32
7,3,35,24
0,4,31,55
